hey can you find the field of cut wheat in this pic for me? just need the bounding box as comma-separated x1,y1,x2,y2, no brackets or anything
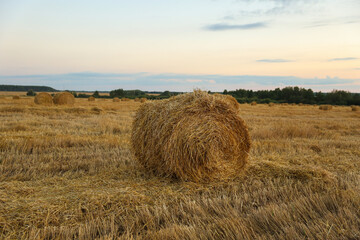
0,95,359,239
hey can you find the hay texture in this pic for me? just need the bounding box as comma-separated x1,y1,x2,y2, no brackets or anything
88,96,95,102
140,98,147,103
113,97,120,102
268,102,275,107
53,92,75,105
250,101,257,106
131,90,251,182
34,92,53,105
121,98,131,102
12,96,20,100
134,98,141,102
319,105,332,110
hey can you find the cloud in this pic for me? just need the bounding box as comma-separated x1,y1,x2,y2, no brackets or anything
204,22,267,31
306,16,360,28
256,59,293,63
329,57,358,61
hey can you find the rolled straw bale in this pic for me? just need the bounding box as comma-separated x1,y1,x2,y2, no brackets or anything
351,105,359,111
53,92,75,105
113,97,120,102
319,105,332,110
88,96,95,101
34,92,53,105
12,96,20,100
121,98,131,101
140,98,147,103
268,102,275,107
250,101,257,106
131,90,251,182
134,98,141,102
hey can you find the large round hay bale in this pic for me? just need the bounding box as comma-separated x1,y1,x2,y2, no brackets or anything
250,101,257,106
121,98,131,102
131,91,251,182
53,92,75,105
12,96,20,100
88,96,95,102
34,92,53,105
268,102,275,107
134,98,141,102
140,98,147,103
113,97,120,102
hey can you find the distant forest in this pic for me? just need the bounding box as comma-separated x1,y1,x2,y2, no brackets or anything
0,85,57,92
223,87,360,106
1,85,359,106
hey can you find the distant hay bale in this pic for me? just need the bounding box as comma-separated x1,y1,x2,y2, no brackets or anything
121,98,131,102
134,98,141,102
250,101,257,106
140,98,147,103
34,92,53,105
351,105,359,111
113,97,120,102
53,92,75,105
319,105,332,110
268,102,275,107
88,96,95,102
298,103,304,106
131,90,251,182
12,96,20,100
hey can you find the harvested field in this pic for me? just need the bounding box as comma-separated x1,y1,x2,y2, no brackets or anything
0,96,359,239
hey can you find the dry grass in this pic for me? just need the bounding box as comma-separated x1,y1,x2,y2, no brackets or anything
131,91,251,182
88,96,95,102
12,96,20,100
0,95,359,239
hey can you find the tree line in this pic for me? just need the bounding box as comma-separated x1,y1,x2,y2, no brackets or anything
223,87,360,106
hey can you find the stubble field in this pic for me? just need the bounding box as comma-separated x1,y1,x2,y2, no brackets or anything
0,96,359,239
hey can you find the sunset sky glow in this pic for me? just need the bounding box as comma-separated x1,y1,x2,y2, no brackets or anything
0,0,359,91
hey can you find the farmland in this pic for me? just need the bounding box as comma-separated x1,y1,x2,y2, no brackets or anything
0,95,359,239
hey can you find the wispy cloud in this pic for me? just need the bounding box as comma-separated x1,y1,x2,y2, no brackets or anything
306,16,360,28
256,59,293,63
204,22,267,31
329,57,358,61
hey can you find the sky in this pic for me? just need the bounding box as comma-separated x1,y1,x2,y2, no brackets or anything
0,0,360,92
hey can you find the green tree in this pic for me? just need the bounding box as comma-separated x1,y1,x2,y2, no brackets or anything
93,90,100,98
26,89,36,96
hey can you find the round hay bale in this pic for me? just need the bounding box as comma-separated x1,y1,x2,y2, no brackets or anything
351,105,359,111
268,102,275,107
134,98,141,102
319,105,332,110
113,97,120,102
53,92,75,105
121,98,131,102
131,90,251,182
34,92,53,105
12,96,20,100
250,101,257,106
140,98,147,103
88,96,95,102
